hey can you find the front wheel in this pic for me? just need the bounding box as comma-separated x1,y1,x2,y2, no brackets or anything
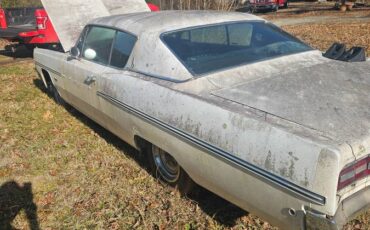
47,81,65,106
148,144,195,196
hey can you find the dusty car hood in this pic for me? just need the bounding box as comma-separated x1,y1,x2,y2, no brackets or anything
41,0,149,51
102,0,149,15
211,57,370,146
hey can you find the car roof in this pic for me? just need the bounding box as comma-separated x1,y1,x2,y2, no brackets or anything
87,11,267,82
89,11,265,36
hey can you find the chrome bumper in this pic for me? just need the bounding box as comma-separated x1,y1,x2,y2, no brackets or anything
306,187,370,230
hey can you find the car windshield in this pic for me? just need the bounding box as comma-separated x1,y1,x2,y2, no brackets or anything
162,21,312,76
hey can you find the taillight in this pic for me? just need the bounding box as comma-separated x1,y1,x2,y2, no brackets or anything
338,155,370,190
0,9,6,29
36,16,47,30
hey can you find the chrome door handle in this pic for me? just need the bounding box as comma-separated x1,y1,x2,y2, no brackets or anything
84,75,96,85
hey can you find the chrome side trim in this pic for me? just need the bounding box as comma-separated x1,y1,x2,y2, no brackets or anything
125,67,191,83
97,91,326,206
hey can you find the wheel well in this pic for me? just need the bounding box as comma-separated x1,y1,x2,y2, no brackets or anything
134,135,151,153
41,69,51,88
134,135,196,193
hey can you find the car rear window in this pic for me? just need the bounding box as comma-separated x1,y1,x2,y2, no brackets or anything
162,21,312,75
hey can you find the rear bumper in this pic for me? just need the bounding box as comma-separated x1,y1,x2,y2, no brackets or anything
306,186,370,229
0,27,23,39
334,186,370,227
0,26,35,39
1,28,59,45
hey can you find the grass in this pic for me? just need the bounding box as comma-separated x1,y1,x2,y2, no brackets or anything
284,22,370,56
0,15,370,229
0,62,273,229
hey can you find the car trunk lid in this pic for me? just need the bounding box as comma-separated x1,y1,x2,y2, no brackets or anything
211,58,370,158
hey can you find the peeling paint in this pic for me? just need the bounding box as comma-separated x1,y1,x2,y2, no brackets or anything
264,150,275,172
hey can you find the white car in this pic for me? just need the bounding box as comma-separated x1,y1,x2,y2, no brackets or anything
34,1,370,229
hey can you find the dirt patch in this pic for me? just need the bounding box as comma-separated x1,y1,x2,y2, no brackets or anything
2,54,369,230
260,2,370,56
0,7,369,229
283,22,370,55
0,62,278,229
262,2,370,20
0,39,10,49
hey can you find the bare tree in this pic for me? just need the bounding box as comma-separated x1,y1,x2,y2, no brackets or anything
152,0,241,11
0,0,41,7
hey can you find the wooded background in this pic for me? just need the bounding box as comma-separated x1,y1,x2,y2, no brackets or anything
148,0,242,10
0,0,242,11
0,0,42,7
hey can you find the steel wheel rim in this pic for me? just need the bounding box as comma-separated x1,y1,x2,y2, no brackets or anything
152,145,180,183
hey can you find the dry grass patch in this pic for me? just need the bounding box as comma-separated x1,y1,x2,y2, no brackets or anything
0,63,275,229
1,17,369,229
263,3,370,19
0,39,9,48
283,22,370,55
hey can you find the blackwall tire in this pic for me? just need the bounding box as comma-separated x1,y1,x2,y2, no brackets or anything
48,81,65,106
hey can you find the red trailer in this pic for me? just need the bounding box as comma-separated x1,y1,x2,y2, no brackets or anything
241,0,288,12
147,3,160,11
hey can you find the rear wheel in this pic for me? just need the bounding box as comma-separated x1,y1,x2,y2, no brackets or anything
148,144,195,196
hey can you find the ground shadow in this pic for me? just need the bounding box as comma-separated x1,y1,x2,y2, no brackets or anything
187,187,248,226
0,181,40,230
33,78,247,227
0,44,33,59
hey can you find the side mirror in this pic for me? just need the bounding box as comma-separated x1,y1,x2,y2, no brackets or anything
83,48,97,60
70,46,80,59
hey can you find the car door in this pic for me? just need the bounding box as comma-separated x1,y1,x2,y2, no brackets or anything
62,25,116,124
96,30,138,143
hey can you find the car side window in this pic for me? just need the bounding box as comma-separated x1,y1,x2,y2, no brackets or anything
110,31,137,69
82,26,116,65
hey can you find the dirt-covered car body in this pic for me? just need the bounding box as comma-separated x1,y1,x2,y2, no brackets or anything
34,9,370,230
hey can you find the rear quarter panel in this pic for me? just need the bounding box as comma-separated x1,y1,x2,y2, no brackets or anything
97,70,343,228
